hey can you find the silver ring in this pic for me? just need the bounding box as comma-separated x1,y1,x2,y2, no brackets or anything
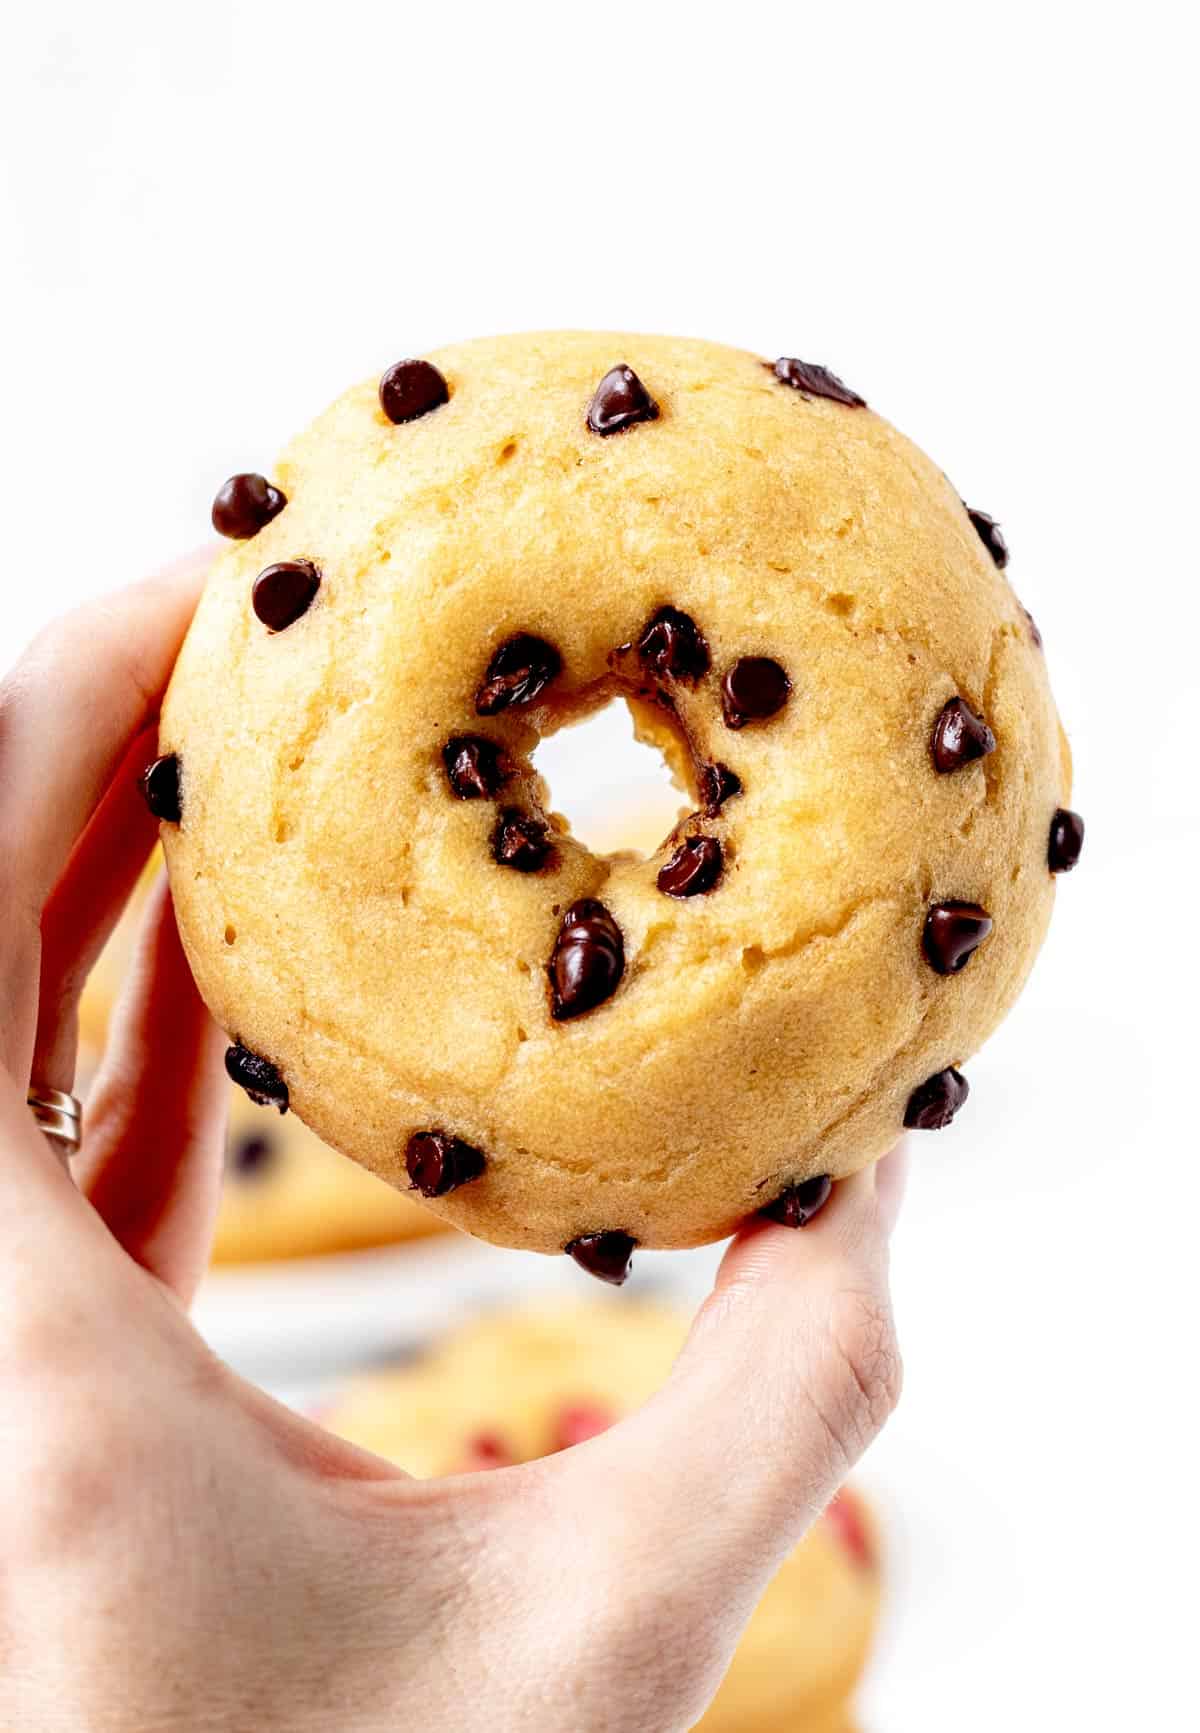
27,1087,83,1155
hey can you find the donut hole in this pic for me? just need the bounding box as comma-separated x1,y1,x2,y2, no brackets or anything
532,697,686,858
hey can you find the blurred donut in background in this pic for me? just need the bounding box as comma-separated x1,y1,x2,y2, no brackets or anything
212,1092,446,1263
324,1303,882,1733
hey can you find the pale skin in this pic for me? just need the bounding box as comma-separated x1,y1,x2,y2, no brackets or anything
0,553,905,1732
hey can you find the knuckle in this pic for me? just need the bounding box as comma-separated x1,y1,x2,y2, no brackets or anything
0,1282,114,1421
0,1370,129,1568
5,614,79,700
3,1431,128,1570
814,1287,903,1460
7,588,161,720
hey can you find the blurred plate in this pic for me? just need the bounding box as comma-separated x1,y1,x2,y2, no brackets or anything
194,1230,723,1392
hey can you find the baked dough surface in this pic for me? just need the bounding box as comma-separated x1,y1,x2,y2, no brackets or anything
161,332,1068,1252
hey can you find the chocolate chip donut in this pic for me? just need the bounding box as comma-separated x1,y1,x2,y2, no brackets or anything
322,1303,881,1733
157,332,1078,1269
75,852,447,1263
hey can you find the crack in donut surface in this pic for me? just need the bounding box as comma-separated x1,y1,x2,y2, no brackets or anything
159,332,1075,1255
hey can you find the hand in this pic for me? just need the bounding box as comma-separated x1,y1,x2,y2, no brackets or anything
0,561,905,1733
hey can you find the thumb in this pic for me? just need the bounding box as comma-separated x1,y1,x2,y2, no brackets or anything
571,1144,906,1603
471,1148,905,1733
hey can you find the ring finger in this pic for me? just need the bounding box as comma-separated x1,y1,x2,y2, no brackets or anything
32,727,162,1098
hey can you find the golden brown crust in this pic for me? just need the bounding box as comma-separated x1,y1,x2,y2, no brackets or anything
76,856,445,1263
161,332,1067,1252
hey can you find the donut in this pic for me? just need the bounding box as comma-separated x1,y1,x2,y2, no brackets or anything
212,1093,446,1264
154,332,1080,1274
322,1303,881,1733
76,856,445,1262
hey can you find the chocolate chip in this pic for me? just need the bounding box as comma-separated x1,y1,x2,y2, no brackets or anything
1048,808,1085,873
493,808,553,872
140,753,181,823
379,358,449,425
475,633,562,715
405,1130,486,1197
923,901,993,974
904,1066,969,1130
657,835,723,898
225,1043,289,1113
228,1132,276,1177
636,606,710,681
443,735,509,800
565,1230,636,1285
587,364,660,436
931,697,996,774
252,560,320,632
772,357,866,408
550,899,625,1020
721,657,790,728
967,507,1009,569
760,1174,833,1228
1023,606,1044,649
211,472,287,540
699,761,742,812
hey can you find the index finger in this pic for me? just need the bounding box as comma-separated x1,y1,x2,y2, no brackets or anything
0,551,211,1074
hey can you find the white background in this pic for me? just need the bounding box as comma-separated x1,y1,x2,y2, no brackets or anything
2,5,1198,1729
